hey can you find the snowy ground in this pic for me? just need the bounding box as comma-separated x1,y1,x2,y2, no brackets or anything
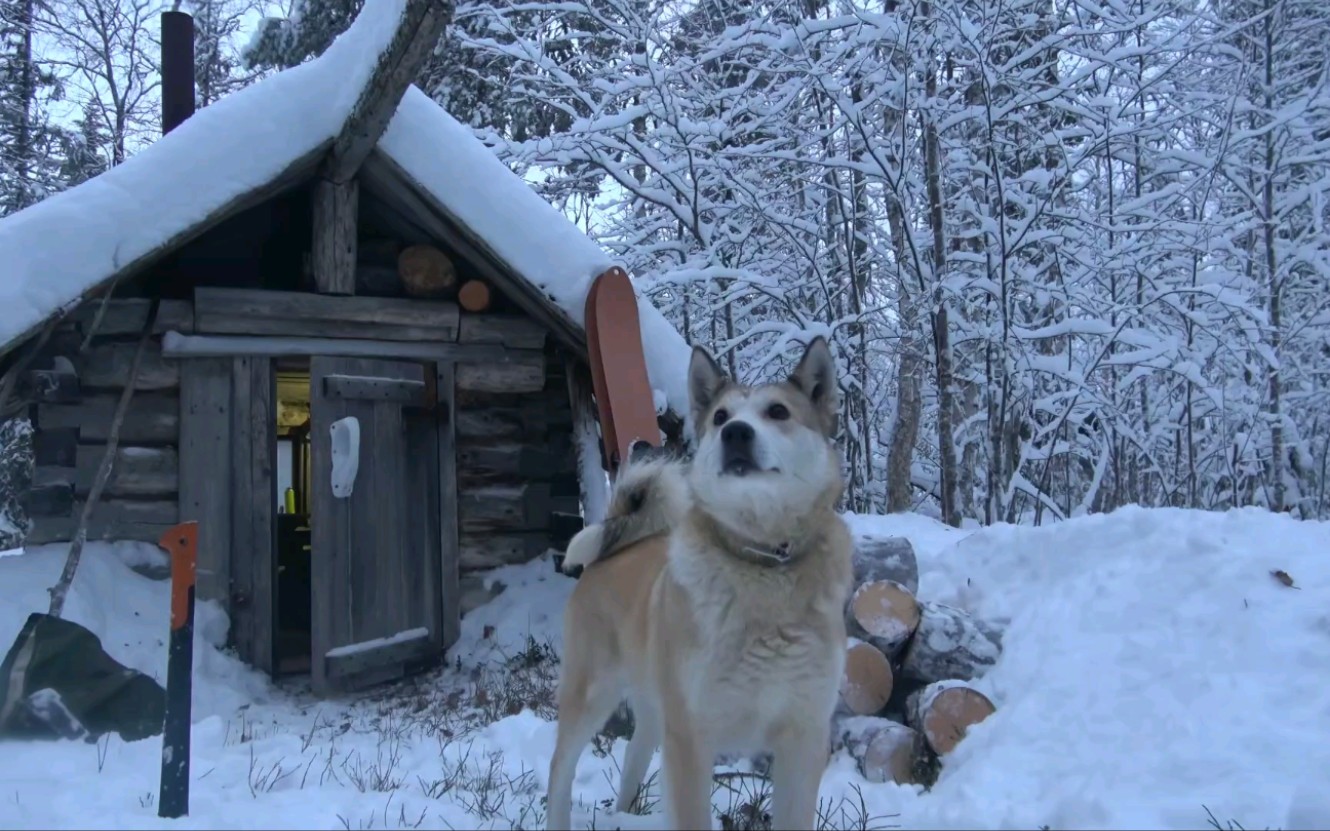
1,505,1327,830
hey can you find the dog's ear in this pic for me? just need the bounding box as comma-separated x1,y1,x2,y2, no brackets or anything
789,336,839,436
688,345,729,430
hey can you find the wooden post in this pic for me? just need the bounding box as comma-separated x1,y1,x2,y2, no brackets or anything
158,521,199,819
310,178,358,296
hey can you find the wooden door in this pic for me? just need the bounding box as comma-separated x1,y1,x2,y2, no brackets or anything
309,356,448,693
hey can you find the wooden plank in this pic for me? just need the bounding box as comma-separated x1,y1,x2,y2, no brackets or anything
179,358,232,603
456,352,547,394
436,362,460,653
459,531,550,571
78,339,178,391
163,332,507,363
25,517,176,546
324,627,433,680
69,298,194,337
193,287,459,342
323,0,452,183
322,373,427,404
37,393,178,443
33,445,177,497
311,178,359,296
459,314,547,349
229,357,275,675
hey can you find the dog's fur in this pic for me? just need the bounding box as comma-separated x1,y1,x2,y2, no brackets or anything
545,337,854,831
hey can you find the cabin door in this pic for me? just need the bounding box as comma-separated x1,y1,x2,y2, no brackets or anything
308,355,446,694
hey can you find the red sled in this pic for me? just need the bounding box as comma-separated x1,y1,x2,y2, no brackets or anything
584,266,661,478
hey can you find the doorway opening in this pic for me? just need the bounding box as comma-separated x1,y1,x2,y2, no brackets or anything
275,358,313,676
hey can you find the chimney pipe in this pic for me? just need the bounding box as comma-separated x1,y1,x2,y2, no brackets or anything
160,11,196,135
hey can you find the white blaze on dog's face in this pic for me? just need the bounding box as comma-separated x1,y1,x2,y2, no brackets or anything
686,337,842,537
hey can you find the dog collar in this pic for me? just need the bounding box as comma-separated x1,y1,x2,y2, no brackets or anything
734,540,799,568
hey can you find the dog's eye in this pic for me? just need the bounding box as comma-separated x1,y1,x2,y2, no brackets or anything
766,403,790,421
712,408,729,426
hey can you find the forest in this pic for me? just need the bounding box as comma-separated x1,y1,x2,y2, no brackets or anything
1,0,1326,543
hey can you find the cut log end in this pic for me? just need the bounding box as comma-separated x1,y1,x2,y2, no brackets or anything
905,681,996,757
397,243,456,298
458,279,492,312
836,716,939,787
848,579,921,657
840,641,894,716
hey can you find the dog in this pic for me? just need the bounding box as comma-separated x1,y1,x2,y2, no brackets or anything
546,336,853,831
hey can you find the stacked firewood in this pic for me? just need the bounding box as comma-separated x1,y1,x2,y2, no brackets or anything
832,536,1002,788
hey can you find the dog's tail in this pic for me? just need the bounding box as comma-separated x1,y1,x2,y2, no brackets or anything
560,449,688,574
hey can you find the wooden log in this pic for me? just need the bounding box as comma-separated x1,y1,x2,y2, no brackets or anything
458,532,551,570
21,482,74,517
37,393,179,444
25,517,177,546
456,352,546,394
355,263,403,296
835,716,938,787
33,427,78,467
33,445,177,498
311,177,358,295
455,441,573,482
458,315,546,349
839,640,894,716
458,483,579,533
20,363,80,403
453,400,572,441
397,243,456,298
193,286,460,342
846,579,921,659
898,601,1002,685
68,298,193,337
457,279,491,312
67,499,178,525
77,339,177,391
904,680,996,757
852,534,919,595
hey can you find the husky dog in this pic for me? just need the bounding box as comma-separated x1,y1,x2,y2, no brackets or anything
546,337,853,831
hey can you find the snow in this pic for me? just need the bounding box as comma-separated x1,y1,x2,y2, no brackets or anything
3,506,1328,830
323,627,428,659
0,0,694,427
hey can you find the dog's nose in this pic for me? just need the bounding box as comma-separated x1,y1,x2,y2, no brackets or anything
721,421,754,447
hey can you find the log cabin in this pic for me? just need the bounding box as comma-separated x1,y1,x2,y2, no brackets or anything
0,0,691,695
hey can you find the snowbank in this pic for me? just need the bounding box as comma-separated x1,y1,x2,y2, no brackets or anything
2,507,1326,830
0,541,271,726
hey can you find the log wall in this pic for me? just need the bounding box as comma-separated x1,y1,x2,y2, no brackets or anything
24,298,189,545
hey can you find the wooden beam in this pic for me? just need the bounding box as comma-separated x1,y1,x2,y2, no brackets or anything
323,0,454,185
162,331,520,364
194,287,459,342
311,178,359,295
178,358,232,603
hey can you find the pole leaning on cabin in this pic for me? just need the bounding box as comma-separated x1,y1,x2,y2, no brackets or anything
46,300,161,618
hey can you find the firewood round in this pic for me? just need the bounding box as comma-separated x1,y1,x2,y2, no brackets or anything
836,716,936,786
840,641,894,716
905,681,996,756
848,579,921,658
458,279,492,312
397,244,456,298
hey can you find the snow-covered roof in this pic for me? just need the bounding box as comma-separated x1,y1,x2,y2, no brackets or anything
0,0,690,418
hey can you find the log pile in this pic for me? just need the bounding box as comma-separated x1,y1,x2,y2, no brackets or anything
832,535,1001,789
